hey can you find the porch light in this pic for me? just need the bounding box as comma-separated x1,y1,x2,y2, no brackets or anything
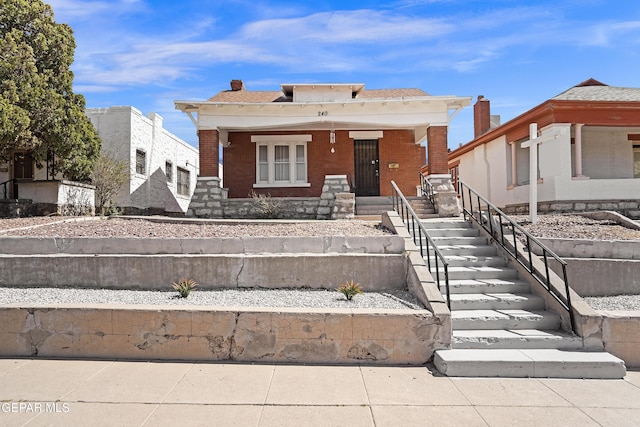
330,123,336,153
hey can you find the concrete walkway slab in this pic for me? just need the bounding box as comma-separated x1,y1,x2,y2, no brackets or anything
265,365,369,405
449,377,572,407
26,403,155,427
475,406,600,427
371,406,487,427
539,378,640,408
64,361,192,403
360,366,470,406
165,363,274,404
260,406,374,427
145,404,263,427
0,359,639,426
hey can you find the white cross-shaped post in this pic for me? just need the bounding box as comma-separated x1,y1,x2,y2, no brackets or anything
520,123,561,224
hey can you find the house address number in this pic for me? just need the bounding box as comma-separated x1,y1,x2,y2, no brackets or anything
317,111,328,116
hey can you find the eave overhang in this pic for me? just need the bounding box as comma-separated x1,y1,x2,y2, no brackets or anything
175,95,471,145
448,99,640,161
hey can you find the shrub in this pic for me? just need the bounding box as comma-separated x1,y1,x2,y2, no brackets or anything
336,280,363,301
90,153,128,216
172,278,198,298
249,190,282,219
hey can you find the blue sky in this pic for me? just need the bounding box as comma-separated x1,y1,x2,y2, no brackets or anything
48,0,640,149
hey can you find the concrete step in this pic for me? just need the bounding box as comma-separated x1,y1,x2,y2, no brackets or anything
448,293,546,311
424,228,480,238
429,255,506,268
448,278,532,294
445,265,518,281
431,236,488,246
356,205,393,215
452,329,584,350
452,309,562,330
421,219,470,229
435,244,498,257
433,348,626,378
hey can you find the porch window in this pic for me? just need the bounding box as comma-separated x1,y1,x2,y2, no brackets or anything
177,167,190,196
634,145,640,178
252,135,311,187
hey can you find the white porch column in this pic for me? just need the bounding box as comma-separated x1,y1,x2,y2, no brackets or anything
573,123,588,179
521,123,562,224
510,141,517,187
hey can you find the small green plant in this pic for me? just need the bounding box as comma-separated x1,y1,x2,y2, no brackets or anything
337,280,363,301
172,278,198,298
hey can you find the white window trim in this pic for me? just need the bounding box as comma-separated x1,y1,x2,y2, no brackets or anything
252,135,311,188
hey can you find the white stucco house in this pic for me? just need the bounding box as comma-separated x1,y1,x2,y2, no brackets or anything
449,79,640,219
86,106,199,215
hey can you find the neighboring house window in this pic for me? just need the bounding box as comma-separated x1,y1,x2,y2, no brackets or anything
634,145,640,178
177,167,189,196
165,161,173,182
135,150,146,175
252,135,311,187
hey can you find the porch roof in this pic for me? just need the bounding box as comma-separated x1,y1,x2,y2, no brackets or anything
175,84,470,145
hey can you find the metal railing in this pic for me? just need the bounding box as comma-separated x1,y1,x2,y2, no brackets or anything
1,179,16,199
419,173,435,206
457,180,576,332
391,180,451,309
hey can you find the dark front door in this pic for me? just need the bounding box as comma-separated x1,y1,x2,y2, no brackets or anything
13,152,34,198
354,140,379,196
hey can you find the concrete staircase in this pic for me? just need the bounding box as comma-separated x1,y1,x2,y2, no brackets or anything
355,196,435,219
422,218,626,379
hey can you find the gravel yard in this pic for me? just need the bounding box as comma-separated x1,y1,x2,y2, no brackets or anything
512,214,640,240
0,216,389,237
0,287,424,310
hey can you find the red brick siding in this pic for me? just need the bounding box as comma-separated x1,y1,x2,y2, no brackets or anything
198,130,219,177
427,126,448,175
378,130,424,196
474,96,491,138
223,129,423,198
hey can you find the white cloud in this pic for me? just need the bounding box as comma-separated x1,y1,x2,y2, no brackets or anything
65,2,640,93
48,0,146,19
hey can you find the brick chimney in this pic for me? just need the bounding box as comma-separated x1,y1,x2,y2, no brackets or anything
230,79,245,91
473,95,491,138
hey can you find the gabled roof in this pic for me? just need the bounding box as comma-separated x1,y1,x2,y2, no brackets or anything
207,87,429,103
552,79,640,102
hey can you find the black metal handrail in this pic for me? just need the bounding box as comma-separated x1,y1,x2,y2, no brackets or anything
1,179,16,200
457,180,576,332
419,173,435,206
391,180,451,309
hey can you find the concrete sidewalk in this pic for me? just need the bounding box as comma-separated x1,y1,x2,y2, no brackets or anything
0,359,639,426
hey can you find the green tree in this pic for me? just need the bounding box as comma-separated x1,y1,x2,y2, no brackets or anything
0,0,100,180
90,153,128,215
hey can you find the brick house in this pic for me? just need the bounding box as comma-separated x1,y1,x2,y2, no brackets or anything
175,80,470,217
448,79,640,219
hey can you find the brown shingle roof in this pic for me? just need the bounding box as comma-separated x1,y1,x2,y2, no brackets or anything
207,90,288,102
553,79,640,102
207,87,429,103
